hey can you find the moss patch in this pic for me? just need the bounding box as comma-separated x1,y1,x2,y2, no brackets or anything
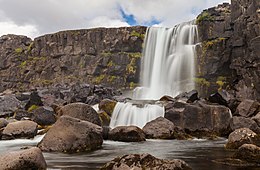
15,47,23,54
196,11,214,24
194,78,210,87
130,30,145,39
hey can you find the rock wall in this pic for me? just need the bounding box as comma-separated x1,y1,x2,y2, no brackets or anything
196,0,260,101
0,26,146,92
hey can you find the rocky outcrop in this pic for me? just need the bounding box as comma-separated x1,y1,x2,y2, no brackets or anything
225,128,260,149
0,147,47,170
0,26,146,92
38,115,103,153
196,1,260,101
57,102,101,126
2,120,38,140
230,116,260,134
100,153,192,170
165,100,232,137
108,126,146,142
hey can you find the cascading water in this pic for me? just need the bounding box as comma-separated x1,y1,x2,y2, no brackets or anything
110,21,198,128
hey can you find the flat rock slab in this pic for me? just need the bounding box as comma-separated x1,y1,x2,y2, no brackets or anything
0,147,47,170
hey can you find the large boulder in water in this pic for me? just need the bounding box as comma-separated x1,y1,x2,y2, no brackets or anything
233,144,260,164
108,126,146,142
31,106,56,126
100,153,192,170
57,102,101,126
225,128,260,149
230,116,260,134
0,147,47,170
2,120,38,140
38,115,103,153
142,117,190,139
165,100,232,137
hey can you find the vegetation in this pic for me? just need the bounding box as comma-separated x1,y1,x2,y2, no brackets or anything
130,30,145,39
94,74,106,84
196,11,214,24
194,78,210,87
28,105,39,112
19,61,27,68
216,76,226,90
15,47,23,54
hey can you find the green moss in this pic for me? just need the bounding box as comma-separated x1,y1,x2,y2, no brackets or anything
28,105,39,112
19,61,27,68
202,38,226,51
196,11,214,24
126,58,137,74
100,52,112,57
217,76,226,81
107,61,115,67
108,75,116,82
15,47,23,54
194,78,210,87
129,52,142,58
216,76,226,90
27,42,34,52
129,82,137,89
131,30,145,39
94,74,106,84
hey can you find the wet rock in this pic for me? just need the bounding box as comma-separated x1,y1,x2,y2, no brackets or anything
98,111,110,126
102,126,111,140
2,120,38,140
225,128,260,149
0,118,8,128
108,126,146,142
252,112,260,126
38,115,103,153
235,99,260,117
57,102,101,126
0,95,22,118
0,147,47,170
24,91,44,110
98,99,117,116
14,109,31,120
233,144,260,164
100,153,192,170
31,106,56,126
165,100,232,137
230,116,260,134
160,95,176,102
143,117,176,139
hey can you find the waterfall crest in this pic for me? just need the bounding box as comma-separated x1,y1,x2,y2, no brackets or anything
110,21,198,128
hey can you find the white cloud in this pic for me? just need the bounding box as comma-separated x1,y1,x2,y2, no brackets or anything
0,0,230,38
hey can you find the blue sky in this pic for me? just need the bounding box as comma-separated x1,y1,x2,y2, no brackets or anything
0,0,230,38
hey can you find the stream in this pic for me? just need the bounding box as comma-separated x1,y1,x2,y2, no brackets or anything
0,135,258,170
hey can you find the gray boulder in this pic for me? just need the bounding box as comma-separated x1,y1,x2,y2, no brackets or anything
57,102,101,126
100,153,191,170
2,120,38,140
0,95,22,118
230,116,260,134
38,115,103,153
225,128,260,149
31,106,56,126
108,126,145,142
0,147,47,170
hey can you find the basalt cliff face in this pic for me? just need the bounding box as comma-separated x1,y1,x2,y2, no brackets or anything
0,26,146,92
196,0,260,101
0,0,259,101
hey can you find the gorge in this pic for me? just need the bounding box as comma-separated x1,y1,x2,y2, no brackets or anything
0,0,259,170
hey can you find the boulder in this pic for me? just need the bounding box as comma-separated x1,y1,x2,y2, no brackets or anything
2,120,38,140
230,116,260,134
102,126,111,140
174,90,199,103
225,128,260,149
98,99,117,116
31,106,56,126
252,112,260,126
0,95,22,118
143,117,177,139
24,91,44,110
208,90,229,106
233,144,260,164
108,126,146,142
98,111,110,126
0,118,8,128
14,109,32,120
235,99,260,117
165,100,232,137
100,153,191,170
57,102,101,126
38,115,103,153
0,147,47,170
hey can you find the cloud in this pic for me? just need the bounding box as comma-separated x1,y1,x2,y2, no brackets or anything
0,0,230,38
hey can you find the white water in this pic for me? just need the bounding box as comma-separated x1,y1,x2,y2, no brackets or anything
110,21,198,128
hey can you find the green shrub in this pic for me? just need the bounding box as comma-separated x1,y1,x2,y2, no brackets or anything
196,12,214,24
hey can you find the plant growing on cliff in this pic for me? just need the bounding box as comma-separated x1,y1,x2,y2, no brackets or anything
216,76,226,90
131,30,145,39
196,11,214,24
15,47,23,54
194,78,210,87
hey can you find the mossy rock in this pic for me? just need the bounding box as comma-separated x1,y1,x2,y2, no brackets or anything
98,99,117,116
98,111,110,126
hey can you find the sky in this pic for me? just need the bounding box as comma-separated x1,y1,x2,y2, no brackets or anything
0,0,230,39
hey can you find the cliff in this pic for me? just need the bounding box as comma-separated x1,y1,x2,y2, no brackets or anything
196,0,260,101
0,26,146,91
0,0,259,101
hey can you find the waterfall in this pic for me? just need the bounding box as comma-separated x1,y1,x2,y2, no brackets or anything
110,21,198,128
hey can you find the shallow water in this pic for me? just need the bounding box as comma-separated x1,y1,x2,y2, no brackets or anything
0,136,259,170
